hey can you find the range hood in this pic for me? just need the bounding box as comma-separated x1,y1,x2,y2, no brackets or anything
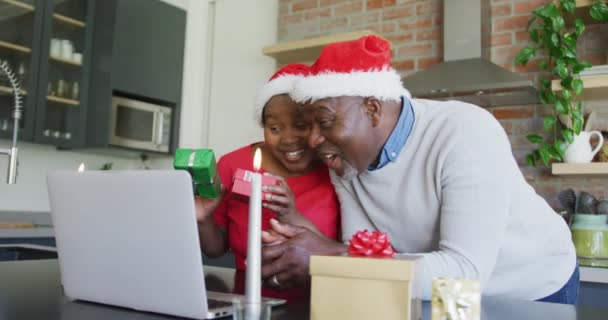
402,0,538,107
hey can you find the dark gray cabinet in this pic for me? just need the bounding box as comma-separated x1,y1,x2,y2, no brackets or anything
1,0,185,153
86,0,185,153
34,0,94,149
112,0,185,104
0,0,94,149
0,0,45,142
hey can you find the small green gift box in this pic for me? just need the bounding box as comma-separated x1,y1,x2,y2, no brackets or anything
173,148,221,198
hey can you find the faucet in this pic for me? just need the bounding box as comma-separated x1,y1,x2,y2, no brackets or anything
0,61,22,184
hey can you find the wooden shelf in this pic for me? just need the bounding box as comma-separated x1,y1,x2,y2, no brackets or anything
576,0,593,7
47,95,78,106
0,0,34,11
262,30,379,64
0,85,26,95
551,74,608,100
570,0,605,24
53,13,85,28
49,55,82,67
0,40,31,54
552,162,608,175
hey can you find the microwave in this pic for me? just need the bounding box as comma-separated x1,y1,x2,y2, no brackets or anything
109,96,173,153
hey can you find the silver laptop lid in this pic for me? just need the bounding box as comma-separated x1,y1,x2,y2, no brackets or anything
48,170,208,319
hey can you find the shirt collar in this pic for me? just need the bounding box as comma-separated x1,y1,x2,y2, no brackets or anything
368,97,415,171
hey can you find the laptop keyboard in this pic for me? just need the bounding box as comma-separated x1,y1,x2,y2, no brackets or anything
208,298,233,309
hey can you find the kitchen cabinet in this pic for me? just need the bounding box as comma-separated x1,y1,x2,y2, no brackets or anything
0,0,44,142
34,0,94,149
111,0,185,104
86,0,185,153
0,0,94,149
1,0,185,153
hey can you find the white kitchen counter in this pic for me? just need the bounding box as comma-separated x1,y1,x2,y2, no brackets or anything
580,266,608,284
0,227,54,239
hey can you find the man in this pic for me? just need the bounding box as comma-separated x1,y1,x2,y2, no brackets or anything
261,35,578,304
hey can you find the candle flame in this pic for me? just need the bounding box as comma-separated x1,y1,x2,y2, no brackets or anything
78,163,85,173
253,148,262,172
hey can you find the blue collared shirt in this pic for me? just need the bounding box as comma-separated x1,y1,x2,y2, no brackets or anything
368,97,415,171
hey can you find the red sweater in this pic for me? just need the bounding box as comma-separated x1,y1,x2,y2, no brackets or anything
213,144,340,298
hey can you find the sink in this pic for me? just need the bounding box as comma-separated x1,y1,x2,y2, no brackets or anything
0,244,57,261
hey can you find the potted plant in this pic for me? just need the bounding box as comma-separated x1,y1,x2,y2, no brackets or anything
515,0,608,166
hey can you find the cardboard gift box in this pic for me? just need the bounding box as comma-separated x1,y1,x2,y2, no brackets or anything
431,278,480,320
173,148,221,198
310,255,420,320
231,168,280,201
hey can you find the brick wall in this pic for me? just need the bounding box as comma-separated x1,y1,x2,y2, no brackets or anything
278,0,608,209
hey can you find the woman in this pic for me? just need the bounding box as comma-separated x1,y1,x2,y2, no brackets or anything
195,64,340,300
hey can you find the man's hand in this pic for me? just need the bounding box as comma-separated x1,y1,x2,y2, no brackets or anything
262,228,288,246
194,185,225,224
261,219,347,290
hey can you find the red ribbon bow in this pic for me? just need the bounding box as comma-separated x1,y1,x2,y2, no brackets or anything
347,229,395,257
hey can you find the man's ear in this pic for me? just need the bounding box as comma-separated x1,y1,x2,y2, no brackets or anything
364,97,382,127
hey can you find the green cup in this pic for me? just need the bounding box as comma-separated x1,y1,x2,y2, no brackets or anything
571,214,608,266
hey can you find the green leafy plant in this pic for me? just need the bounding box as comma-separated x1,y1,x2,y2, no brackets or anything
515,0,608,166
99,162,113,170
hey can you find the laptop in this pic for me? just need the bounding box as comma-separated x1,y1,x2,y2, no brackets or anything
47,170,285,319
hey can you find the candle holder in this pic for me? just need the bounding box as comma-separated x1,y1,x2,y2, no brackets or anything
231,299,271,320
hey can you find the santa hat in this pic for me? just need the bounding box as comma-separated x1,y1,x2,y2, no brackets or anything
254,63,310,123
290,35,410,103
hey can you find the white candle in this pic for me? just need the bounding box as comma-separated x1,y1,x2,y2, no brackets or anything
245,148,262,304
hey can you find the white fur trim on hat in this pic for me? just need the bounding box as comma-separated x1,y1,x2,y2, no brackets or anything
254,74,301,125
290,68,411,103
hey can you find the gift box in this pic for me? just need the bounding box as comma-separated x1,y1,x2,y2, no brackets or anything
431,278,480,320
231,168,280,201
310,255,420,320
173,148,221,198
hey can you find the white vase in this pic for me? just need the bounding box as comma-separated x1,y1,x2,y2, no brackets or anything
563,131,604,163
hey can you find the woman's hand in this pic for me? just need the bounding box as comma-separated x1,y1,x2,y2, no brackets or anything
261,173,324,236
194,185,225,224
261,173,301,218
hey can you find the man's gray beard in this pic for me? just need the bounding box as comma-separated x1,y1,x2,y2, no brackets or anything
338,159,358,182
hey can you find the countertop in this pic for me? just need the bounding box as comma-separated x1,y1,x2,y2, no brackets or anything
0,211,54,239
1,259,608,320
0,227,54,239
581,266,608,284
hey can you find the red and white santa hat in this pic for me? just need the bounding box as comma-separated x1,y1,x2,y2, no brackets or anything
254,63,310,123
290,35,410,103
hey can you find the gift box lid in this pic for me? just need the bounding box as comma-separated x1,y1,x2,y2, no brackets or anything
173,149,217,184
233,168,279,184
310,255,416,281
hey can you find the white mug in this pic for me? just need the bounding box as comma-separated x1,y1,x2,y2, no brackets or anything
72,53,83,64
50,39,61,58
61,40,73,60
563,131,604,163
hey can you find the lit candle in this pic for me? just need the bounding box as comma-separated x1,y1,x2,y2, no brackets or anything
245,148,262,304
